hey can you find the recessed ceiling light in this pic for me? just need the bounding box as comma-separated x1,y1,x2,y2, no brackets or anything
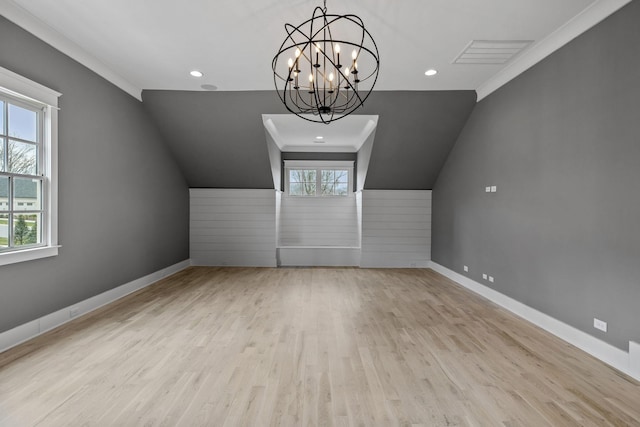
190,70,204,77
315,136,324,139
425,69,437,77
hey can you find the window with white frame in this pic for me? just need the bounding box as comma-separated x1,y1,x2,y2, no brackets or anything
285,161,353,197
0,66,60,266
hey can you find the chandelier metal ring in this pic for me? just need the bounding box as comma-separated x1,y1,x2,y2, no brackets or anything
272,3,380,124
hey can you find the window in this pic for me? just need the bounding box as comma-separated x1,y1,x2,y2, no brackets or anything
285,161,353,197
0,66,60,266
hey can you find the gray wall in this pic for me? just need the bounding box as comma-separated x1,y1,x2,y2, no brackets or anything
142,90,476,190
0,17,189,333
432,1,640,350
359,91,476,190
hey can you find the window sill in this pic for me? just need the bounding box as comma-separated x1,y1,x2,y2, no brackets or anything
0,245,60,267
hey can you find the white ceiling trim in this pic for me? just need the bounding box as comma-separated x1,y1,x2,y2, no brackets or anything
1,1,142,101
476,0,632,101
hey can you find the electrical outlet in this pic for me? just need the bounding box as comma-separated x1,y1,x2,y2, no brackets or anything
485,186,491,193
70,306,80,318
593,318,607,332
488,276,494,283
463,265,469,272
491,186,497,193
482,273,487,280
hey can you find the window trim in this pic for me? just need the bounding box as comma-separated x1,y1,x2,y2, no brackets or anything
0,66,61,266
284,160,354,198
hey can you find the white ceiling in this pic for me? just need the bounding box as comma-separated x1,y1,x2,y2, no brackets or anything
263,114,378,152
0,0,630,100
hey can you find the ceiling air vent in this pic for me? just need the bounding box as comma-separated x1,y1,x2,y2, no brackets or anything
453,40,533,65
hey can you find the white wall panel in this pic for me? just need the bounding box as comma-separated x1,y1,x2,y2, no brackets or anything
360,190,431,268
279,195,359,247
190,189,276,266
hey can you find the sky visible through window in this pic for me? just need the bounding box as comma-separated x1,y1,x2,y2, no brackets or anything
8,103,38,142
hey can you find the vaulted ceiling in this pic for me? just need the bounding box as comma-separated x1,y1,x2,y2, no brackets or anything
0,0,630,189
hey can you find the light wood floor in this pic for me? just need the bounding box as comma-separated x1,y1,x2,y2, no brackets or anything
0,267,638,426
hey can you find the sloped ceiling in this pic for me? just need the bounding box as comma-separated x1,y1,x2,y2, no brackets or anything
142,90,476,189
2,0,630,190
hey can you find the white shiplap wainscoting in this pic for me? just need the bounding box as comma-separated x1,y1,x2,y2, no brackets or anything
190,189,277,266
360,190,432,268
279,194,359,247
277,193,360,266
190,188,432,268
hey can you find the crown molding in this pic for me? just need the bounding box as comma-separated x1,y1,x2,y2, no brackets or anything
476,0,632,101
0,1,142,101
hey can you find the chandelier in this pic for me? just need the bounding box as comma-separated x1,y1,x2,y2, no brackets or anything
272,0,380,124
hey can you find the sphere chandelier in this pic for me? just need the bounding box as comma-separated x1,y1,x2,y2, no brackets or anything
272,0,380,124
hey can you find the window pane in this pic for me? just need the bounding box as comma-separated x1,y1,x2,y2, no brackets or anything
335,183,349,195
8,103,38,142
321,183,335,195
13,213,40,246
289,169,316,183
335,169,348,183
0,137,4,172
320,170,333,195
7,140,37,175
0,213,8,248
321,170,335,182
0,100,4,134
0,176,8,211
289,182,304,196
13,177,41,211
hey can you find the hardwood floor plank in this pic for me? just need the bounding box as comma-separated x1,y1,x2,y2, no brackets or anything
0,267,638,426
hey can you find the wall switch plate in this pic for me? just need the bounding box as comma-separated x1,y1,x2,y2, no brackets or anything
463,265,469,272
594,318,607,332
485,186,491,193
491,186,497,192
482,273,487,280
488,276,494,283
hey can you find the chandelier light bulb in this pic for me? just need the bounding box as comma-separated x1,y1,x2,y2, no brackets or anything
343,66,349,77
351,49,357,60
309,74,314,82
295,48,301,58
328,72,334,82
288,58,293,68
334,44,340,53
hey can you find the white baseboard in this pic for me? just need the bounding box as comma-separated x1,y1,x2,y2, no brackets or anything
630,341,640,379
0,259,191,354
428,261,640,382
